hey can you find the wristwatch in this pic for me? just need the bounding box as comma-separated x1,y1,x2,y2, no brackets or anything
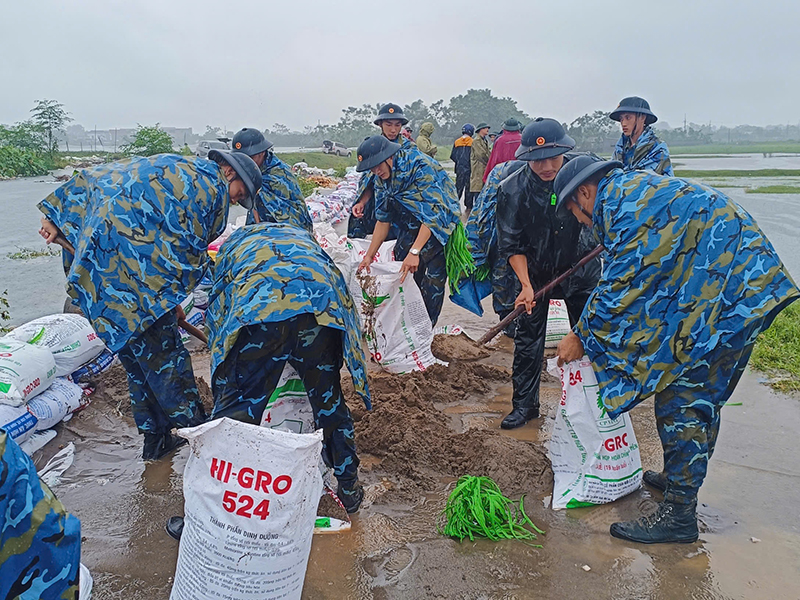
409,248,421,256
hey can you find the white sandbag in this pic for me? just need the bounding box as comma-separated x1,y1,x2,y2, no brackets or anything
259,364,315,434
170,418,323,600
4,314,106,377
0,403,37,444
0,340,57,406
547,357,642,509
79,563,93,599
352,261,437,373
179,307,205,345
26,378,85,431
18,429,58,455
544,299,571,348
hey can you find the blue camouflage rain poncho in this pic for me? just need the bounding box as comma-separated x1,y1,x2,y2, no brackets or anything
38,154,229,353
0,430,81,600
576,169,799,418
455,160,525,315
206,223,371,408
612,126,673,175
373,147,473,289
38,155,228,353
247,152,313,233
348,135,416,238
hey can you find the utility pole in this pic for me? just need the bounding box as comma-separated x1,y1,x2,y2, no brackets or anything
114,128,117,153
94,125,97,152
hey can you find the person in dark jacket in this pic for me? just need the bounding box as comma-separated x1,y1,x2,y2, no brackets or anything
496,118,601,429
450,123,474,211
484,118,523,181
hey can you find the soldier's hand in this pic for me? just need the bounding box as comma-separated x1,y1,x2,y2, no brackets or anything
514,285,536,314
352,201,367,218
357,254,373,273
557,332,584,366
399,253,420,283
39,217,59,244
175,304,186,321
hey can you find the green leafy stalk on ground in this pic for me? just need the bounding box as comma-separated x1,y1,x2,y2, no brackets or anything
751,302,800,392
675,169,800,178
7,246,62,260
297,177,317,198
746,185,800,194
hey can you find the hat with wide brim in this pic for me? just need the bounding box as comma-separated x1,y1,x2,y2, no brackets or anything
609,96,658,125
374,103,409,126
232,128,273,155
554,156,622,218
356,135,402,172
475,123,490,131
502,118,523,131
208,149,261,210
515,117,576,161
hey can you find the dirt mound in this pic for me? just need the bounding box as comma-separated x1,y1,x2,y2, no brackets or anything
317,491,350,521
430,333,490,362
350,362,552,502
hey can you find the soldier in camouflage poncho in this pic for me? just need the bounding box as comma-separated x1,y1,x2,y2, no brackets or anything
205,223,370,513
231,128,313,232
37,152,261,460
348,103,416,239
609,96,673,175
454,159,526,320
0,430,82,600
554,157,799,544
355,135,473,326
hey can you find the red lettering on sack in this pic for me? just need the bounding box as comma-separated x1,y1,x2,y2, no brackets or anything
603,434,629,452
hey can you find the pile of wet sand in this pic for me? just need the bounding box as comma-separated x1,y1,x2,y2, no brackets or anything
346,363,553,503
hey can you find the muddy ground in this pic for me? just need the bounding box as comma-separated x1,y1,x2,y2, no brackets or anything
33,302,800,600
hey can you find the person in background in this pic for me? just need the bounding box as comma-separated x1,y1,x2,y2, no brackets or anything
416,122,438,158
470,122,491,198
349,103,415,238
355,135,473,325
230,128,313,232
450,123,474,211
0,429,83,599
402,125,414,142
484,118,524,181
496,118,600,430
38,151,260,460
609,96,673,175
554,155,798,544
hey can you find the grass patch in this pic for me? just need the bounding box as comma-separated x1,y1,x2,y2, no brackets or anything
7,246,62,260
746,185,800,194
751,302,800,392
275,150,356,170
670,142,800,155
675,169,800,178
297,177,317,197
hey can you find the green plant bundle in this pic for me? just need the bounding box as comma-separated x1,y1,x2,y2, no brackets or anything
445,222,476,294
474,263,491,282
297,176,317,198
437,475,544,546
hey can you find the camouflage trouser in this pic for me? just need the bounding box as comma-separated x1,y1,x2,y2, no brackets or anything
0,431,81,599
211,314,360,490
117,310,207,436
394,218,447,326
655,326,759,503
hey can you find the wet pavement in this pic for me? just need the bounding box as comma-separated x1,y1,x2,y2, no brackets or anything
38,300,800,600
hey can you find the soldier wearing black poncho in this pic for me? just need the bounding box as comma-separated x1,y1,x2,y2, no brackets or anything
496,118,601,429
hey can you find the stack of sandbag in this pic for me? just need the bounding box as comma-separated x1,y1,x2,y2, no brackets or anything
0,315,106,449
306,169,363,225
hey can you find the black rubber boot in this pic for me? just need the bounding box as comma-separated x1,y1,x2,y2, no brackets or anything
643,470,668,492
338,483,365,514
610,499,699,544
142,432,187,461
500,406,540,429
166,516,184,541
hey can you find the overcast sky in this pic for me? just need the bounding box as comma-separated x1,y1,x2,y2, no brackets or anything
2,0,798,131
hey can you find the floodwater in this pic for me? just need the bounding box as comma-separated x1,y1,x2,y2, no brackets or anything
674,152,800,171
2,157,800,599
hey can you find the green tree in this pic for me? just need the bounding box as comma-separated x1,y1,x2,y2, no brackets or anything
30,99,72,155
439,89,530,141
121,124,175,156
0,121,47,153
567,111,618,152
